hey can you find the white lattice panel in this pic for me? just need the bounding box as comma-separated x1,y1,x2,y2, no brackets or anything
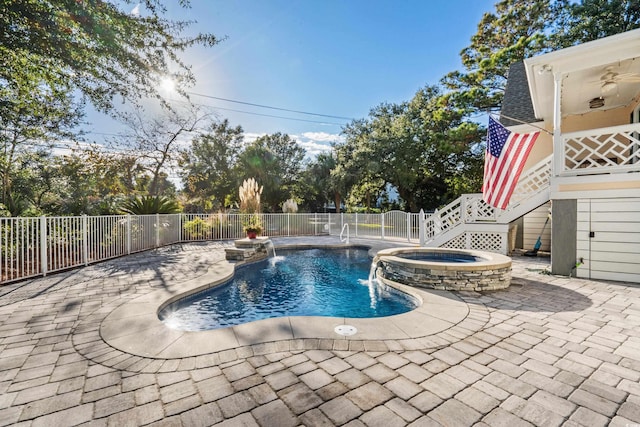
442,232,506,253
563,123,640,173
469,232,504,253
441,233,466,249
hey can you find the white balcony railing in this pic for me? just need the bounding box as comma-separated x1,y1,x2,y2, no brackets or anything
561,123,640,176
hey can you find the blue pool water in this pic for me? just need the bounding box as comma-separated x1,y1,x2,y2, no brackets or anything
160,248,418,331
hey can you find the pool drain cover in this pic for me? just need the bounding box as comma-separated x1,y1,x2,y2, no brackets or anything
334,325,357,336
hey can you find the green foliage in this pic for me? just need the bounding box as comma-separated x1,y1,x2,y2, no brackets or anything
336,86,484,212
1,0,220,217
242,214,263,235
120,195,180,215
442,0,640,113
299,152,340,212
551,0,640,48
179,119,244,211
238,133,305,212
1,0,220,114
182,216,221,239
442,0,555,111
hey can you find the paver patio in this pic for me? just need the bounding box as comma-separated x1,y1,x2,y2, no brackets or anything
1,237,639,426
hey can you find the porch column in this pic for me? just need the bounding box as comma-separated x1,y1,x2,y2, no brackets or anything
553,72,563,177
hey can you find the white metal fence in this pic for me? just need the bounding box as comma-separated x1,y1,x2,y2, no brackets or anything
3,212,430,284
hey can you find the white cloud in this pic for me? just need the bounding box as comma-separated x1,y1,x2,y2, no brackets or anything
300,132,345,144
293,131,343,159
297,139,333,158
241,131,340,159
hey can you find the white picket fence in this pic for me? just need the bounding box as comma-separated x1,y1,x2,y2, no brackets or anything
0,212,427,284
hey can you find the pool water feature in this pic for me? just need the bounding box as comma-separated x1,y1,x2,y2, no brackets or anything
159,248,418,331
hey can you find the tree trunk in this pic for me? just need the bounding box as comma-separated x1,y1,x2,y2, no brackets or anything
334,192,341,214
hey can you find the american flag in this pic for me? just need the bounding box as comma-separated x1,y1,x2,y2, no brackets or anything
482,117,540,210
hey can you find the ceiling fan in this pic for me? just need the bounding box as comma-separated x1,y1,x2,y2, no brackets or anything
597,66,640,96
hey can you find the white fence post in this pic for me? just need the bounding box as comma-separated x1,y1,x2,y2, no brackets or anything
155,213,160,248
419,209,425,247
355,213,358,237
127,215,131,255
40,216,47,276
433,209,442,234
406,213,410,242
381,213,385,240
340,213,344,236
82,214,88,266
287,213,290,237
314,213,318,235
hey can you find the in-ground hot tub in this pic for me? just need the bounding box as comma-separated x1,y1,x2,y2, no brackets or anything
374,247,512,291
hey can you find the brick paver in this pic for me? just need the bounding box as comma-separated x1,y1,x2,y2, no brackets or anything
1,238,640,425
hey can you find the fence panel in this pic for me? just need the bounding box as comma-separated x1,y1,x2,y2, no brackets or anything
130,215,157,253
384,211,410,241
159,214,181,246
87,215,128,263
355,213,382,239
46,216,84,274
1,217,42,282
1,212,413,284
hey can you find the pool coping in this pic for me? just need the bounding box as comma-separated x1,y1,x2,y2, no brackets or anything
375,247,513,271
99,242,474,359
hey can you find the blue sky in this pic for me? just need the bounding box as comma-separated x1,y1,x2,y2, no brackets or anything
86,0,496,156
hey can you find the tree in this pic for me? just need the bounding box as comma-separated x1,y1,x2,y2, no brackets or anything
299,152,340,212
443,0,640,114
4,151,62,216
114,104,216,196
337,86,484,212
0,58,83,215
552,0,640,48
1,1,221,216
179,119,244,211
442,0,555,112
1,0,220,115
238,133,305,211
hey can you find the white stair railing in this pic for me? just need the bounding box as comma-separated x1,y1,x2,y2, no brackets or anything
505,155,552,208
423,154,553,245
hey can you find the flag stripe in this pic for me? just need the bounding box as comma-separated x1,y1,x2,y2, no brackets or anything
482,117,539,210
492,134,531,207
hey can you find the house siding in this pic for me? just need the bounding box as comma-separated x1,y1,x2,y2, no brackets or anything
576,198,640,282
522,202,551,252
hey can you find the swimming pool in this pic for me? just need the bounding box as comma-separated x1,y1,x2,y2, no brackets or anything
159,247,418,331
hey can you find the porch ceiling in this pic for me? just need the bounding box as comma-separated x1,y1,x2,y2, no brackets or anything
524,29,640,120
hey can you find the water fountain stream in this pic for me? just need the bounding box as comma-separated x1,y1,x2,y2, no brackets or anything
264,240,277,258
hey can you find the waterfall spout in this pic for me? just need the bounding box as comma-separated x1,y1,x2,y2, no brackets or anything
264,240,277,258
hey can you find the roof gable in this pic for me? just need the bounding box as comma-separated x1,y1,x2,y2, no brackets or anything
500,61,537,127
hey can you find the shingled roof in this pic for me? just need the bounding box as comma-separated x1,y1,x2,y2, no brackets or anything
500,61,538,127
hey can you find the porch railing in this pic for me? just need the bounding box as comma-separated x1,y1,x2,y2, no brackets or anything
562,123,640,176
